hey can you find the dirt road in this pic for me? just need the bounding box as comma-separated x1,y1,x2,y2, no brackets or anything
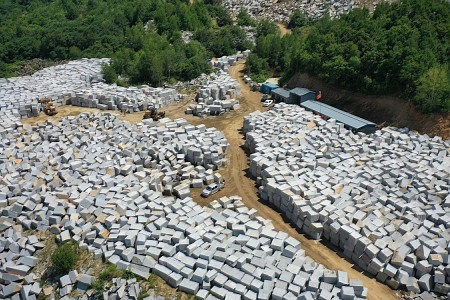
174,62,401,300
22,62,400,300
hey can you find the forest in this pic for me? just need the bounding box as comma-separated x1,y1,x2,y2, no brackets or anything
0,0,250,86
1,0,449,112
248,0,450,113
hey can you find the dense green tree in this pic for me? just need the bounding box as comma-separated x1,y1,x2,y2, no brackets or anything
102,64,118,84
205,5,232,27
256,20,280,38
246,53,270,83
414,66,450,112
0,0,240,86
237,9,256,27
193,25,251,57
288,10,309,29
250,0,450,112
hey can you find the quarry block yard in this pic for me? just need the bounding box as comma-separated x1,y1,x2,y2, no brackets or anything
0,57,448,300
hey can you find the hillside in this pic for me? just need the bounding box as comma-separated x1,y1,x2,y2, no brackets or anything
0,0,250,86
222,0,395,23
288,72,450,139
247,0,450,113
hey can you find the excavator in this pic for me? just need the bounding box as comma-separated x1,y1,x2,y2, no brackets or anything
39,98,57,116
143,107,165,121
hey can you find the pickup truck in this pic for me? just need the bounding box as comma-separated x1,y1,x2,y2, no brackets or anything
201,181,225,197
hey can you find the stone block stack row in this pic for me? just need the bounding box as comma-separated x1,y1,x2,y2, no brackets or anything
186,51,251,116
243,103,450,297
0,58,108,111
0,58,180,126
69,83,178,112
211,51,250,72
0,113,368,299
186,70,241,116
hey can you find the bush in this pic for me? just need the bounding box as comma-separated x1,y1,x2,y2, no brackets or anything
92,264,137,292
237,9,256,27
288,10,310,29
51,241,78,275
256,20,280,38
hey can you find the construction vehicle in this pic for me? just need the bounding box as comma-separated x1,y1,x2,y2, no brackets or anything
143,107,165,121
143,110,153,119
39,98,58,116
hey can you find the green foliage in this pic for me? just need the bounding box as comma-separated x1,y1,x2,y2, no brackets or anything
206,5,233,27
251,0,450,112
51,240,78,275
102,64,117,84
147,274,158,289
193,25,252,57
246,53,270,83
288,10,310,29
256,20,280,38
138,292,150,300
414,66,450,112
91,263,137,292
0,0,235,85
237,9,256,27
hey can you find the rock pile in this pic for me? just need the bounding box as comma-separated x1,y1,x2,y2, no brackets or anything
0,58,180,130
103,277,161,300
185,51,250,117
70,83,178,112
186,70,240,116
222,0,388,23
211,51,250,72
0,113,368,299
181,31,194,43
243,103,450,296
57,271,96,299
0,58,108,115
0,230,43,299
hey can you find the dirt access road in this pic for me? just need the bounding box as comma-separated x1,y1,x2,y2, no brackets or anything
22,62,400,300
169,62,400,300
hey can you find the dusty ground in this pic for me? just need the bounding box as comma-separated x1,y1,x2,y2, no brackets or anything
277,23,292,36
185,62,400,300
22,62,401,300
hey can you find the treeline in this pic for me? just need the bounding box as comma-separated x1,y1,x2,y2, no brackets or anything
248,0,450,112
0,0,250,86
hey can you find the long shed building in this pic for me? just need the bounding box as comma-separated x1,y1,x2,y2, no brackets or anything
270,87,377,134
301,100,377,134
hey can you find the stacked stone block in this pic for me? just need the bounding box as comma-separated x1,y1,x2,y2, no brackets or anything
243,103,450,297
0,58,180,126
0,113,368,299
187,70,241,116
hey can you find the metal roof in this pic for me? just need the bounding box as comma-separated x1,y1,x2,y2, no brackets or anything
271,88,290,99
290,87,314,96
262,82,279,89
301,100,376,130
